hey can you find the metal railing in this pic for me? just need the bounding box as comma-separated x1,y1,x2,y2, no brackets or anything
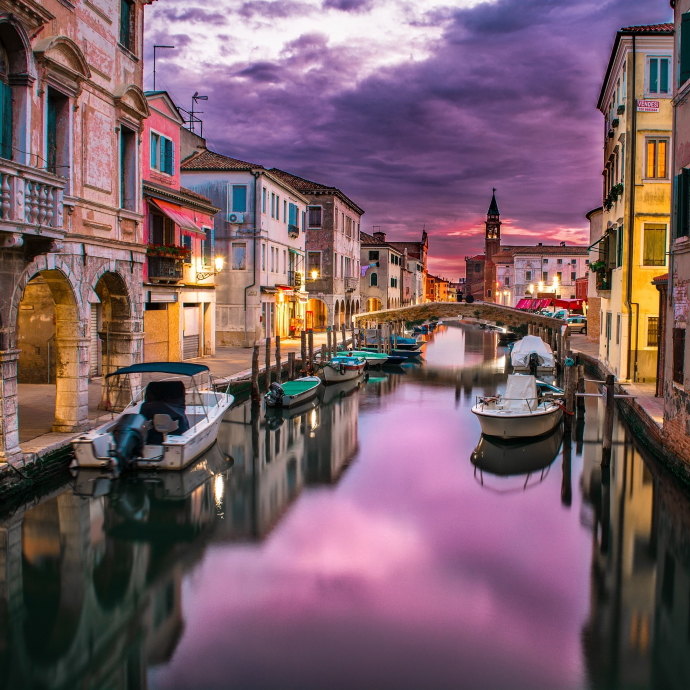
344,276,358,292
288,224,299,238
148,255,184,282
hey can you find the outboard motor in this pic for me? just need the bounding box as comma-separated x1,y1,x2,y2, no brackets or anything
266,382,285,406
528,351,539,377
110,413,150,472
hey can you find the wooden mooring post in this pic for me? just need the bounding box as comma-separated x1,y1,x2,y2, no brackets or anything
321,344,327,366
341,323,347,349
300,331,307,374
576,364,586,414
264,337,272,388
251,345,260,403
326,328,332,360
275,335,281,382
308,330,314,374
601,374,615,467
288,351,296,380
564,352,576,431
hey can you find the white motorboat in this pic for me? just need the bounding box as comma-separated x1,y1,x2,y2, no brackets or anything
510,335,556,375
72,362,234,473
321,355,367,384
264,376,322,408
471,374,563,439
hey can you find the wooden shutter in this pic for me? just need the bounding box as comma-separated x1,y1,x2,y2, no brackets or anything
678,170,690,238
682,13,690,85
164,138,173,175
0,81,12,160
47,93,57,174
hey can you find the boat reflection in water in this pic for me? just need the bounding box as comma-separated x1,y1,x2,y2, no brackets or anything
470,427,563,492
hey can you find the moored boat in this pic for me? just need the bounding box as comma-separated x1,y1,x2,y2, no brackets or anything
341,350,389,366
265,376,322,408
321,355,367,383
71,362,234,473
471,374,563,439
510,335,556,375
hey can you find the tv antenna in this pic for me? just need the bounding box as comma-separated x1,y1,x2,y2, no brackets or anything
152,45,175,90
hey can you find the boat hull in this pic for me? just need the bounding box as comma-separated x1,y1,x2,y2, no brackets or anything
322,363,366,383
264,377,321,408
471,405,563,439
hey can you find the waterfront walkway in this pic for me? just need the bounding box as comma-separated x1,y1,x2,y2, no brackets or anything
16,333,332,459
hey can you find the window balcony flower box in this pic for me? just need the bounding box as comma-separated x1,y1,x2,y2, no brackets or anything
146,243,191,259
617,104,625,115
148,255,184,283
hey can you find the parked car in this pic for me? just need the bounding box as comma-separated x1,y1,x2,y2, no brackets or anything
566,316,587,334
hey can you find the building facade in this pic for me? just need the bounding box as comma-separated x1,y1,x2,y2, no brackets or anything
142,92,219,362
586,207,604,343
595,23,672,382
0,0,154,461
269,169,364,330
360,231,402,311
181,149,309,346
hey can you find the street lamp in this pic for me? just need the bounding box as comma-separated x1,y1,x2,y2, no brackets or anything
528,284,535,295
197,256,225,281
310,269,319,280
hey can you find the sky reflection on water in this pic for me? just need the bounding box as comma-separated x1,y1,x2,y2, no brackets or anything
1,324,690,690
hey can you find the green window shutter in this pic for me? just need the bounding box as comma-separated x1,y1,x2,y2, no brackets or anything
150,134,157,169
661,58,670,93
119,0,131,49
650,58,658,93
681,14,690,85
678,170,690,237
1,81,12,160
163,138,173,175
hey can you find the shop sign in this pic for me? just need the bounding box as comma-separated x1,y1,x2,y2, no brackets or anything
637,100,660,112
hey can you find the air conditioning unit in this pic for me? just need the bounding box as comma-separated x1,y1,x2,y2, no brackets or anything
227,212,245,224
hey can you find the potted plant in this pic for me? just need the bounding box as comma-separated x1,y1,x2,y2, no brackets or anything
589,260,607,273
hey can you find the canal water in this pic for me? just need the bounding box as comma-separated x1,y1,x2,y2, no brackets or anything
2,323,689,690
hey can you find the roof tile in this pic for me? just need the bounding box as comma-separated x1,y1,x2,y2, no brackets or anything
181,149,263,171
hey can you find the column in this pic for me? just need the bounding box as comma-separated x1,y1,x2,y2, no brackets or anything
0,349,22,462
53,335,90,432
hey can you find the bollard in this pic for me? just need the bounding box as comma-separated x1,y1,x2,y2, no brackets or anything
288,351,296,380
308,330,314,374
265,337,272,388
564,352,576,431
300,331,307,374
326,328,332,361
251,345,261,403
275,335,281,383
576,364,586,414
601,374,615,467
377,324,382,353
341,323,347,349
321,344,327,368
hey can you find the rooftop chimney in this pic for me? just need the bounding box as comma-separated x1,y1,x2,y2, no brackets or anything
560,241,566,246
374,231,386,242
537,242,542,246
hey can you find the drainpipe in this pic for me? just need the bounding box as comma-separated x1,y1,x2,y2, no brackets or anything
244,170,262,345
626,34,637,381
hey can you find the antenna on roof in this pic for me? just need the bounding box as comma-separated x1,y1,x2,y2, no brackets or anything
153,45,175,91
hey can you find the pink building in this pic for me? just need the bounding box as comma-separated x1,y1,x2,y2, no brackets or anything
142,91,219,361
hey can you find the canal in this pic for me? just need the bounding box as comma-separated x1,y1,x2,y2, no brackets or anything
1,323,689,689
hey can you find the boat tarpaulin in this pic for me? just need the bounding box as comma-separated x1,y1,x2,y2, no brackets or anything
106,362,210,378
510,336,555,369
504,374,539,411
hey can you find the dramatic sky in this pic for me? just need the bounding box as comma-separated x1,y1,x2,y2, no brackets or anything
145,0,673,278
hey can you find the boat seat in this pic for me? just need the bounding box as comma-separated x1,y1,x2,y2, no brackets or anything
140,381,189,444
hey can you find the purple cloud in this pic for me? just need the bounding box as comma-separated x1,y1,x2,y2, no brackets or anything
145,0,673,279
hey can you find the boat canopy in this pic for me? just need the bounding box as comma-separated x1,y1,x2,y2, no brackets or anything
105,362,210,378
510,336,555,368
503,374,539,411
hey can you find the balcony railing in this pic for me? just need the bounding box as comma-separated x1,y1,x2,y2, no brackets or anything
344,276,358,292
595,270,612,292
288,224,299,238
0,160,65,236
148,256,184,283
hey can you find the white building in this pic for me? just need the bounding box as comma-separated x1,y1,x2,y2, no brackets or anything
181,149,309,346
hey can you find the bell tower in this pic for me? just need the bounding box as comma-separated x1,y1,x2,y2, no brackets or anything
485,188,501,262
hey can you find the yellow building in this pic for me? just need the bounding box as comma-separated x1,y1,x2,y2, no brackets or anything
595,23,673,382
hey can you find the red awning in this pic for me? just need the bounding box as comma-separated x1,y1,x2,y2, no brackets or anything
148,198,203,234
555,298,584,309
516,299,531,310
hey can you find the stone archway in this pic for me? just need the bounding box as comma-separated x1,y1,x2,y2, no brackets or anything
366,298,382,313
14,267,88,437
307,298,328,330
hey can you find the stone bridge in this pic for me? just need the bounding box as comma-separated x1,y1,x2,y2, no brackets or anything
354,302,563,331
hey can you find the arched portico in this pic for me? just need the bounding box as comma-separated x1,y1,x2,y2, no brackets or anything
306,298,328,331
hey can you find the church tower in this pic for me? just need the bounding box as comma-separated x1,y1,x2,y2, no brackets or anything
485,189,501,262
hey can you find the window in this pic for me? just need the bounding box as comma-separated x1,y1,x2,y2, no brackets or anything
232,243,247,270
673,328,685,384
119,125,137,210
543,258,548,263
271,193,275,219
283,250,286,274
648,317,660,347
261,243,266,271
262,188,267,214
370,272,378,287
556,272,562,281
391,277,398,288
283,199,287,223
571,259,577,265
288,203,298,230
334,252,337,277
682,13,690,85
119,0,134,52
334,210,338,229
369,251,379,261
181,235,192,264
557,258,563,264
307,251,321,275
646,139,668,179
308,206,322,227
525,270,532,281
643,224,667,266
504,277,510,286
542,272,548,282
586,259,590,265
232,186,247,213
46,88,69,180
475,264,481,273
616,313,621,345
150,213,174,245
150,132,174,175
648,56,671,95
0,39,11,160
201,229,212,265
571,272,577,281
606,312,612,343
276,196,280,220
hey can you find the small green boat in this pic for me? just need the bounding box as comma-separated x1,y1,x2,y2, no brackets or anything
343,350,389,366
264,376,322,408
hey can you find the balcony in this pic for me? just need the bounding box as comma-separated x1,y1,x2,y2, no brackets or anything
344,276,358,292
595,270,612,292
0,159,65,245
288,224,299,238
148,256,184,283
287,270,303,288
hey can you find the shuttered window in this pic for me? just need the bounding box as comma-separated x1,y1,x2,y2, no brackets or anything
673,328,685,384
307,206,322,227
119,0,134,51
0,41,10,160
682,13,690,85
648,57,670,94
163,137,174,175
643,224,667,266
647,317,659,347
370,272,378,287
676,170,690,237
232,185,247,213
646,139,668,179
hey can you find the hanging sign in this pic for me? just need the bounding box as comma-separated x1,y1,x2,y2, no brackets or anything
637,100,660,112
